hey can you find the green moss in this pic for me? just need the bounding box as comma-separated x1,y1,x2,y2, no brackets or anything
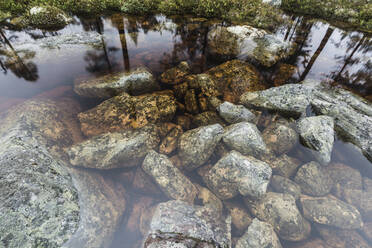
121,0,160,15
0,10,11,22
26,5,70,29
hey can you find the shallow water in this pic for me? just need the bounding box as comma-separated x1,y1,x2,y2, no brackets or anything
0,13,371,248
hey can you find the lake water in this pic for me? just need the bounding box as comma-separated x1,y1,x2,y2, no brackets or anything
0,13,371,248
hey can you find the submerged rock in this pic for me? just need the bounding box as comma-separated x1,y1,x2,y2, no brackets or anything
192,111,225,127
160,61,191,85
316,225,370,248
236,218,282,248
225,202,252,235
204,150,272,200
67,127,160,169
74,67,159,98
247,192,311,241
262,120,298,155
142,150,198,203
208,25,294,67
143,200,231,247
78,92,176,137
294,161,333,196
270,154,301,178
328,163,363,199
178,124,224,170
222,122,268,158
217,101,255,124
297,116,334,165
300,195,363,229
271,175,301,200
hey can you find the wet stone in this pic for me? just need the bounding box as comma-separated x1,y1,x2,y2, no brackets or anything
217,101,256,124
236,218,282,248
222,122,268,158
262,119,298,155
132,167,162,196
195,184,224,216
143,200,231,247
316,225,370,248
204,150,272,200
341,188,372,221
27,6,71,30
247,192,311,241
184,89,200,114
126,196,154,234
328,163,363,199
74,67,160,98
160,61,191,85
288,238,329,248
78,92,177,137
67,127,160,169
300,195,363,229
272,63,297,86
294,161,333,196
142,150,198,203
270,154,301,178
192,111,225,127
362,222,372,243
270,175,301,200
159,125,183,155
178,124,224,171
225,202,252,235
297,115,335,165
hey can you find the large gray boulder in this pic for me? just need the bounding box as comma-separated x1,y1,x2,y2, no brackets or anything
297,116,334,165
142,150,198,203
236,218,282,248
208,25,294,67
67,127,160,169
74,67,160,98
222,122,268,158
247,192,311,241
217,101,255,124
178,124,224,170
143,200,231,247
204,150,272,200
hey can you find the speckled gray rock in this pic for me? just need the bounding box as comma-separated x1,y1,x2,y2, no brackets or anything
247,192,311,241
178,124,224,170
142,150,198,203
300,195,363,229
222,122,268,158
67,128,160,169
236,218,282,248
208,25,294,67
270,154,301,178
74,67,160,98
297,116,334,165
204,150,272,200
294,161,333,196
143,200,231,247
217,101,255,124
271,175,301,200
262,120,298,155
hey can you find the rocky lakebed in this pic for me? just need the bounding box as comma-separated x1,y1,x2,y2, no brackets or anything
0,12,372,248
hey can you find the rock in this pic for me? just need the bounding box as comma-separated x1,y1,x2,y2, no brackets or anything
297,116,335,165
270,154,301,178
184,89,200,114
288,238,328,248
262,0,282,7
192,111,225,127
271,175,301,200
132,167,162,196
364,177,372,192
160,61,190,84
204,150,272,200
195,184,224,216
328,163,363,199
67,127,160,169
27,6,71,29
207,25,294,67
217,101,256,124
143,200,231,247
222,122,268,158
225,202,252,235
341,189,372,221
74,67,160,98
193,73,222,97
247,192,311,241
176,115,191,130
316,225,371,248
236,218,282,248
262,119,298,155
272,63,297,86
294,161,333,196
178,124,224,170
206,60,266,103
78,92,176,137
159,124,183,155
142,150,198,203
300,195,363,229
126,196,154,233
362,222,372,242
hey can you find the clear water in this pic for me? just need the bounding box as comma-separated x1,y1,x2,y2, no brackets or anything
0,13,371,248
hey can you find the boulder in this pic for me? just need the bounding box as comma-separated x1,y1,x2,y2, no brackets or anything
67,127,160,169
195,184,224,216
178,124,224,170
271,175,301,200
225,202,253,236
74,67,160,98
143,200,231,247
160,61,190,84
328,163,363,199
340,188,372,221
142,150,198,203
262,120,298,155
297,116,334,165
247,192,311,241
288,238,329,248
204,150,272,200
294,161,333,196
236,218,282,248
78,92,176,137
300,195,363,229
217,101,255,124
270,154,301,178
27,6,71,29
192,111,225,127
316,225,370,248
207,25,294,67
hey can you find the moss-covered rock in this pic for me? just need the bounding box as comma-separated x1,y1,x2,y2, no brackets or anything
26,6,71,29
